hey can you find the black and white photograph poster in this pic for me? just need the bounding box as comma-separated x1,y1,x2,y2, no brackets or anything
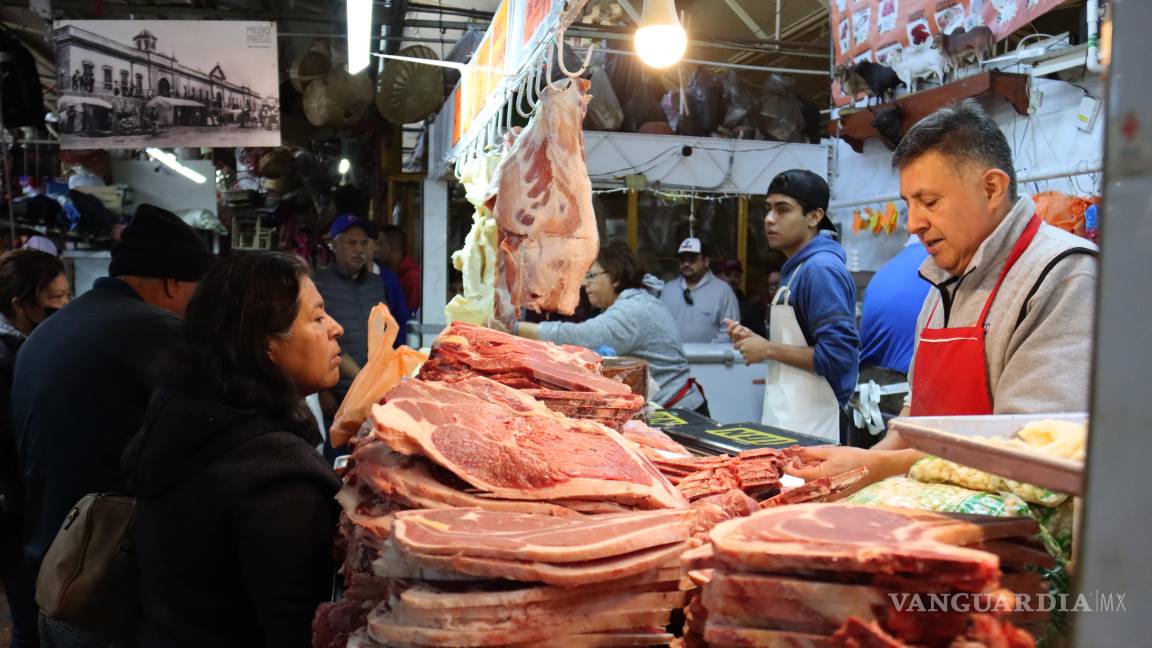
53,20,281,149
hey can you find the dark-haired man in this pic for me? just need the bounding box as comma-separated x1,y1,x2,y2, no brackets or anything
725,169,859,443
375,224,421,317
659,238,740,343
795,99,1097,487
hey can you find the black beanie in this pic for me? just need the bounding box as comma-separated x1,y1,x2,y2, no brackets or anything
109,204,215,281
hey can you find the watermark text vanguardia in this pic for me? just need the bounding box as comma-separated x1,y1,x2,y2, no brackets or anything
889,591,1127,613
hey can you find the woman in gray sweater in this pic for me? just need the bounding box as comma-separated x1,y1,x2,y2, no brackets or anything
506,242,708,414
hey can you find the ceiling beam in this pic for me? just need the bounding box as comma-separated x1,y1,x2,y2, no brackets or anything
615,0,640,23
719,0,770,40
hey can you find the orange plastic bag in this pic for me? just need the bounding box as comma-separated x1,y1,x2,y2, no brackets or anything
330,303,428,447
1033,191,1092,235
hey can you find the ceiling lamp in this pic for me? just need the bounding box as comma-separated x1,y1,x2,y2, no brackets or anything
634,0,687,68
347,0,373,74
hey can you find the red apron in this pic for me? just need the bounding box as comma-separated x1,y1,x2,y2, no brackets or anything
910,216,1041,416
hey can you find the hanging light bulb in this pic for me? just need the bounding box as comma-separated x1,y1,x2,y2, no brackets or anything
634,0,688,68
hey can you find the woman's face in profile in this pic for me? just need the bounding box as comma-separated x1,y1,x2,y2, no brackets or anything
267,277,344,396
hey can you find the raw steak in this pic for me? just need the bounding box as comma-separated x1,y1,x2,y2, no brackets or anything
403,539,693,587
392,508,694,563
395,569,681,610
353,442,581,517
490,78,598,315
702,623,838,648
369,607,675,647
385,591,686,628
370,378,686,509
761,468,869,508
709,504,1038,590
422,321,629,395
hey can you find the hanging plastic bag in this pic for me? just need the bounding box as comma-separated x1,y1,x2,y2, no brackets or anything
759,74,805,142
720,71,760,139
330,303,428,447
685,69,724,135
584,65,623,130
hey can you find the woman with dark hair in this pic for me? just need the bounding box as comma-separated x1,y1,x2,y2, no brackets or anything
122,252,344,648
505,242,708,414
0,249,68,648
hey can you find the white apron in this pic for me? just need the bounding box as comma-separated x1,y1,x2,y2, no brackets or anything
761,264,843,442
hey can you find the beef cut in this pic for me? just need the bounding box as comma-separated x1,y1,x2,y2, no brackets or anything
359,507,690,646
709,504,1037,589
370,378,686,509
421,321,630,395
489,78,598,315
392,508,695,563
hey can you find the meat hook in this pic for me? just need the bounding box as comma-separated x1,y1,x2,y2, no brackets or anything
554,25,594,80
516,71,535,119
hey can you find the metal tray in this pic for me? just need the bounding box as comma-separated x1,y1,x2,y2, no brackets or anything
890,413,1087,496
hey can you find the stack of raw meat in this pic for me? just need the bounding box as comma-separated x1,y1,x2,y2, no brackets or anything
418,321,644,430
325,373,690,645
319,508,695,648
680,503,1042,648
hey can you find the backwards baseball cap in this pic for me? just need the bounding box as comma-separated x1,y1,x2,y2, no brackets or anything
109,204,215,281
677,237,703,256
329,213,378,239
767,169,836,232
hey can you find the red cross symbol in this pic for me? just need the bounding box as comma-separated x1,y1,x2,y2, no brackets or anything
1122,113,1141,142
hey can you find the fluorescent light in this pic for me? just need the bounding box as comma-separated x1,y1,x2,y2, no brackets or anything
347,0,373,74
338,158,351,175
145,148,207,184
635,0,687,68
372,52,467,71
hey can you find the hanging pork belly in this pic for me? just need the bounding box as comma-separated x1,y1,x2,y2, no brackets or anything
489,78,598,316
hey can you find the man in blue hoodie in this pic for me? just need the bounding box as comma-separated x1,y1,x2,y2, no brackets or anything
727,170,859,443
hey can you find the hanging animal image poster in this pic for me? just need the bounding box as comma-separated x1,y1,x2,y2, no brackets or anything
830,0,1065,106
53,20,281,149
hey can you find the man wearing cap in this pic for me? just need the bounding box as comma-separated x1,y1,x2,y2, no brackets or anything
659,238,740,344
313,215,408,455
726,169,859,443
717,259,768,338
11,204,214,645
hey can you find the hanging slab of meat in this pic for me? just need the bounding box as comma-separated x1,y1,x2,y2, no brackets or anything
392,508,695,563
709,504,1038,590
370,378,686,509
421,321,630,395
489,78,598,315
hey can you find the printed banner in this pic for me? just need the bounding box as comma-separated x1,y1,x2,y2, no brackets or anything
831,0,1065,105
54,20,280,149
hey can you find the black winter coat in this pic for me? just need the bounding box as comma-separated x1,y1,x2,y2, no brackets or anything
122,388,341,648
0,330,24,518
12,277,182,570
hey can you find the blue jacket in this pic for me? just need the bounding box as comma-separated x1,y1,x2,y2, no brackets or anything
779,234,860,406
859,242,930,374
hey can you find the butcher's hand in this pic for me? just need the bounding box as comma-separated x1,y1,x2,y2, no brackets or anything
485,316,511,334
724,318,754,342
792,445,923,494
733,333,773,365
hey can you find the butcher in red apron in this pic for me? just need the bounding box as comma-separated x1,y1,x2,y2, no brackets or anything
792,101,1098,489
909,215,1040,416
